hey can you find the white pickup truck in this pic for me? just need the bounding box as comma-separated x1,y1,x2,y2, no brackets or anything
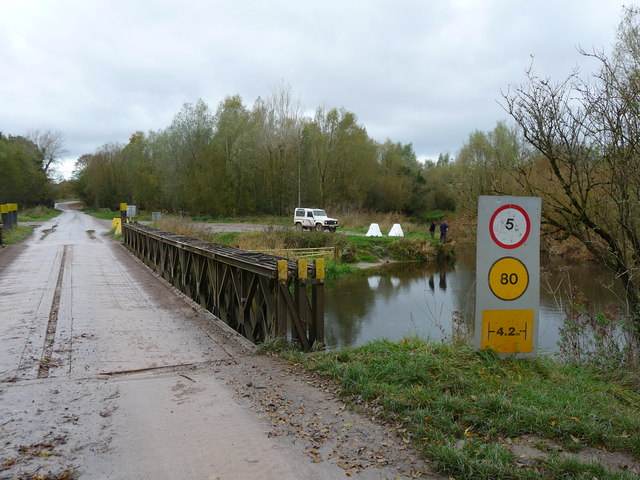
294,208,339,232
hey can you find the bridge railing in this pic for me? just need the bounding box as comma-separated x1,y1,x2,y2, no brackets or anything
122,223,324,350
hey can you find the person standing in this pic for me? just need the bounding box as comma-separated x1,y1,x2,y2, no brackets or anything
440,219,449,242
429,221,436,238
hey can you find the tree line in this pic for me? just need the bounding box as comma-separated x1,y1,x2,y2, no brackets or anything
73,88,456,218
0,130,67,207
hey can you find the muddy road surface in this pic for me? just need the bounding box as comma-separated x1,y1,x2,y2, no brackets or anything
0,209,438,480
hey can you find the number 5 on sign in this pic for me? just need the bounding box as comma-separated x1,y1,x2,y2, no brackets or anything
489,204,531,249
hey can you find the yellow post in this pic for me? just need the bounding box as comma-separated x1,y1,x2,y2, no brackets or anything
297,259,308,280
120,203,127,226
278,260,288,281
315,259,325,280
111,218,122,235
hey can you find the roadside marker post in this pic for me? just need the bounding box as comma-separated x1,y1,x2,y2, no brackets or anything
474,196,541,358
0,205,8,232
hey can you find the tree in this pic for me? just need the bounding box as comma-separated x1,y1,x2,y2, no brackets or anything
454,122,523,213
157,99,216,213
503,6,640,341
302,107,377,208
211,95,255,214
121,132,161,210
253,84,303,214
75,143,126,210
367,141,418,212
0,134,52,206
27,129,67,177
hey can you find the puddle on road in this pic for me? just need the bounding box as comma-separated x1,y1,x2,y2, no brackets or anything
40,224,58,240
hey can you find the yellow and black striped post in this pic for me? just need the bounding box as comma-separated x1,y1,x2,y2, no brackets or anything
0,204,11,231
9,204,17,229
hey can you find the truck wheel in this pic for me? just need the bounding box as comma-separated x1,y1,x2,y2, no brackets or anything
315,223,323,232
296,222,303,232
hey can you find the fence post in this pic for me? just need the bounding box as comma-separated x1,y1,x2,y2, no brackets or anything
276,260,288,337
310,259,325,346
10,204,17,228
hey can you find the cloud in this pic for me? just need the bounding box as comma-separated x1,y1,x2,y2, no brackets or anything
0,0,628,177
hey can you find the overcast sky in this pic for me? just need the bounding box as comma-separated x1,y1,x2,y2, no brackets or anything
0,0,631,179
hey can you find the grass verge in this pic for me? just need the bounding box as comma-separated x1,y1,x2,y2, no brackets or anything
108,227,124,243
303,338,640,479
17,205,62,222
83,207,120,220
2,225,34,245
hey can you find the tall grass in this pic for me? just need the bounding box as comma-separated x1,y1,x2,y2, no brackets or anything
236,228,338,251
154,215,207,238
305,339,640,480
2,226,34,244
337,209,405,230
18,206,62,222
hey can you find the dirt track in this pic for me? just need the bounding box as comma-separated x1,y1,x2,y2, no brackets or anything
0,208,439,479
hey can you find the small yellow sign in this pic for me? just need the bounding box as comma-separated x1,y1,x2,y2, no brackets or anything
278,259,288,281
111,218,122,235
481,309,533,353
488,257,529,300
315,258,325,280
298,259,308,279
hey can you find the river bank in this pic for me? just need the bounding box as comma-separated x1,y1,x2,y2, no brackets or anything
296,338,640,480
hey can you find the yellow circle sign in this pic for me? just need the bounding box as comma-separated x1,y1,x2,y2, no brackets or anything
488,257,529,300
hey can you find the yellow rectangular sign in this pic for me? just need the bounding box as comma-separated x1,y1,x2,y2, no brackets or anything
277,259,288,281
297,259,308,279
481,309,534,354
315,258,325,280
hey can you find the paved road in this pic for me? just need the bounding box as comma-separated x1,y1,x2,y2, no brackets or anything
0,209,434,480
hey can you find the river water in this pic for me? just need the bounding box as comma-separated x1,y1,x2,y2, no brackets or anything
324,249,624,353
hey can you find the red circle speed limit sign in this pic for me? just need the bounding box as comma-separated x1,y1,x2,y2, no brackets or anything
489,204,531,249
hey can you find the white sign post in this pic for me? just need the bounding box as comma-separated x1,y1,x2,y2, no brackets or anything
475,196,541,358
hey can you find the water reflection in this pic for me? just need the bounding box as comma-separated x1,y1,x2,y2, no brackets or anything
324,250,622,353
